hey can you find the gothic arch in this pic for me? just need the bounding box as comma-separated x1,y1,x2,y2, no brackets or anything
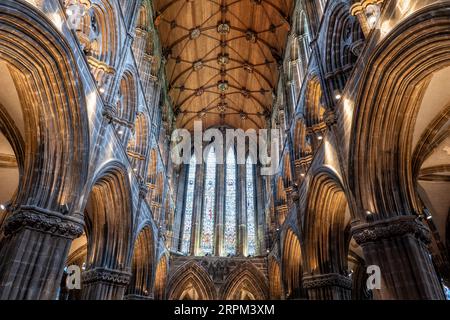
116,69,138,126
167,261,216,300
305,76,325,128
268,257,283,300
281,228,303,299
220,262,269,300
87,0,120,67
81,162,133,299
127,112,150,178
126,225,155,299
154,255,168,300
0,0,89,213
350,3,450,221
323,1,362,92
303,169,350,276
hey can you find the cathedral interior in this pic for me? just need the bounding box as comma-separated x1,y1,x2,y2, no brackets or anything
0,0,449,301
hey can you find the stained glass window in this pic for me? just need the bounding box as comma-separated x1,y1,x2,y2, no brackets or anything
181,155,196,254
246,157,257,256
224,148,237,255
201,147,216,255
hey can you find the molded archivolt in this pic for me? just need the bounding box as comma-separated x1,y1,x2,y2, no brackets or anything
220,262,269,300
303,170,350,275
281,228,303,299
0,0,89,212
349,3,450,221
167,261,217,300
126,225,155,299
322,0,362,93
84,164,133,271
268,257,283,300
154,255,168,300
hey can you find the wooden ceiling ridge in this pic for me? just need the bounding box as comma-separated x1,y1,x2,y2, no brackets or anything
154,0,293,130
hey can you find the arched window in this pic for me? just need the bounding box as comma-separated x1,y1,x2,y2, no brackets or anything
181,155,196,254
224,148,237,255
201,148,216,254
246,157,257,256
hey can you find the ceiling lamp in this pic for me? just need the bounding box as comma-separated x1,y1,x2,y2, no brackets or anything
240,112,248,120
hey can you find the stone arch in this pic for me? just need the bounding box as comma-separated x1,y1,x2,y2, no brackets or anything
87,0,120,67
0,0,89,299
268,257,283,300
293,118,312,161
116,69,138,125
154,255,168,300
127,112,150,179
220,262,268,300
0,0,89,214
167,261,216,300
350,3,450,222
281,228,303,299
323,1,362,93
349,4,450,299
304,169,350,275
305,76,325,129
126,225,155,299
81,162,133,300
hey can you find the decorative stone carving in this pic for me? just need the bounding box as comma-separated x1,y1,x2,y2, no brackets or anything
83,268,132,286
352,215,432,246
303,273,352,290
4,206,84,239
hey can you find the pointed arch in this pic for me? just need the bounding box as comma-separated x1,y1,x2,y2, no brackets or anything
220,262,268,300
282,228,303,299
303,169,350,276
268,257,283,300
167,261,216,300
154,255,168,300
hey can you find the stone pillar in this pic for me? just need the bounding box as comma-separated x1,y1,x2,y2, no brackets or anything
303,273,352,300
237,164,247,256
352,215,445,300
214,161,225,257
190,163,205,256
81,267,131,300
0,206,83,300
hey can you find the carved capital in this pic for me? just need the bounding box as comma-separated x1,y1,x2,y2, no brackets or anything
351,215,431,246
83,268,131,286
4,205,84,239
303,273,352,290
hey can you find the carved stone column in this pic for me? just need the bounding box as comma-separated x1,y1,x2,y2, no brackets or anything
237,163,247,256
352,215,445,300
0,206,83,299
303,273,352,300
81,267,131,300
214,161,225,256
190,163,205,256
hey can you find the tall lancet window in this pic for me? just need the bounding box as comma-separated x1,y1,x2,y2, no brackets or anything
182,155,196,254
246,157,257,256
201,147,216,254
224,148,237,255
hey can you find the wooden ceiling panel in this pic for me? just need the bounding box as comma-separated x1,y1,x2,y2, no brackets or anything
155,0,293,131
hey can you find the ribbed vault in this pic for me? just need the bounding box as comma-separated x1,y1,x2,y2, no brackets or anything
154,0,294,131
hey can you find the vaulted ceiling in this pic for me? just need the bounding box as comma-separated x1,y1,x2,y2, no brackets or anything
154,0,294,131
